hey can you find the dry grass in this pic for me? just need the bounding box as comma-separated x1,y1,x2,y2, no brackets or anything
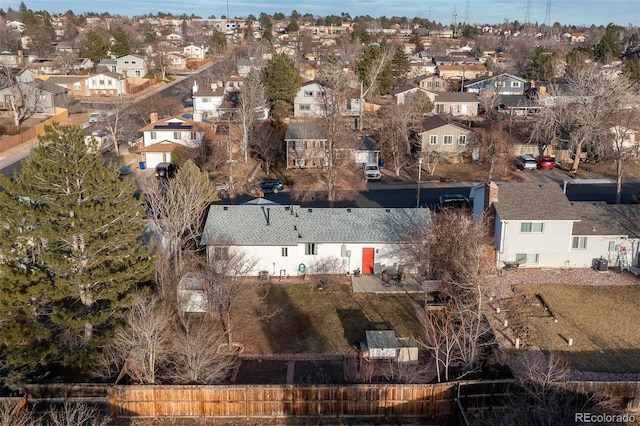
507,284,640,373
233,279,425,355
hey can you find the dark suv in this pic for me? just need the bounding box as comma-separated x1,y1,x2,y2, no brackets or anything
155,162,176,179
255,179,284,194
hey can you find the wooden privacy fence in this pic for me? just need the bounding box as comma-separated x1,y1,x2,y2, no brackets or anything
0,107,68,153
107,383,457,420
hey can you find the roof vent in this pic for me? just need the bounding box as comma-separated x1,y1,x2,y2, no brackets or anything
308,208,313,213
347,208,351,212
386,208,391,213
223,206,228,211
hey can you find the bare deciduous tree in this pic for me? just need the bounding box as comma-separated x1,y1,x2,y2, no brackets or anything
237,70,266,162
529,71,639,179
142,160,218,272
203,248,258,349
249,120,284,176
1,66,47,126
108,295,171,385
166,318,239,384
475,122,515,179
46,401,111,426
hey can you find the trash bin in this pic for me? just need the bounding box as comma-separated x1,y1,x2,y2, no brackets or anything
139,161,146,170
378,159,385,168
259,270,270,282
597,257,608,271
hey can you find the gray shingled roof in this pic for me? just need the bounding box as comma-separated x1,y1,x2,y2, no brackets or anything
434,92,479,103
201,204,431,246
571,202,640,237
285,121,327,140
493,182,578,221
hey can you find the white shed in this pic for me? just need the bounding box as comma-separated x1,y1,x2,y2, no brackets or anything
177,272,207,313
361,330,419,363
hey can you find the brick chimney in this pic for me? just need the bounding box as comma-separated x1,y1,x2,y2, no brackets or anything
485,180,499,209
150,112,158,123
17,50,24,67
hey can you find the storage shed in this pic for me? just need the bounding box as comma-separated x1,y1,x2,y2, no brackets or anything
177,272,207,313
361,330,419,363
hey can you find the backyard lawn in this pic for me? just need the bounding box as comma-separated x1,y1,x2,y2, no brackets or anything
508,284,640,373
233,280,426,355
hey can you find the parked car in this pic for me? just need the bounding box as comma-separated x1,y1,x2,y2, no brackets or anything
364,162,382,181
536,155,555,169
437,194,472,211
155,162,176,179
515,155,537,170
255,179,284,194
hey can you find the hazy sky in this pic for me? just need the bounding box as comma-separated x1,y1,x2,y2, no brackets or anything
2,0,639,26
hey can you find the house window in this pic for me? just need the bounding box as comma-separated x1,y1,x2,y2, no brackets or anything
305,243,318,255
443,135,453,145
135,70,141,77
572,236,587,249
304,90,314,97
202,97,210,102
458,135,467,145
4,95,11,102
294,140,305,150
213,246,230,261
608,241,616,252
294,158,306,167
150,131,157,140
520,222,544,233
495,81,506,87
516,253,539,264
73,83,81,90
282,247,288,257
300,104,311,111
436,104,445,114
99,80,105,85
511,81,522,88
190,132,197,140
429,135,437,145
173,131,181,139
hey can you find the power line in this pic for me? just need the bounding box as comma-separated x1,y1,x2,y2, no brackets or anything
464,0,470,25
544,0,552,27
524,0,532,24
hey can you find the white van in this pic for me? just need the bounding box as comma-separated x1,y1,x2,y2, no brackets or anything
89,111,101,123
364,162,381,181
85,130,114,153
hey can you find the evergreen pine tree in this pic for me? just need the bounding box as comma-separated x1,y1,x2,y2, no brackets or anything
0,124,154,386
261,52,302,105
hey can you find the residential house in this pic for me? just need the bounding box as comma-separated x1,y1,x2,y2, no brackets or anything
0,50,36,67
167,52,187,70
470,181,640,269
200,202,431,277
430,92,479,116
463,73,527,96
97,58,117,73
610,125,638,152
192,80,225,118
237,57,265,77
115,54,148,78
139,113,207,168
285,120,327,169
414,115,473,158
417,75,447,93
84,72,126,96
436,64,489,81
293,81,362,120
183,44,206,59
45,75,88,96
0,79,68,115
496,95,542,116
354,135,380,166
391,86,429,106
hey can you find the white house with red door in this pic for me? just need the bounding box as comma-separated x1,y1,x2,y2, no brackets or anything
200,200,431,277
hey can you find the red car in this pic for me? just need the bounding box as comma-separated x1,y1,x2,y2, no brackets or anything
536,156,555,169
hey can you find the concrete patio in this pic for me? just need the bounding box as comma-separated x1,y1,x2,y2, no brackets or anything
351,274,438,294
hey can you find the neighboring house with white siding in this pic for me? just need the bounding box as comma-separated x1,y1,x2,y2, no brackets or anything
471,181,640,270
200,202,431,277
414,115,473,157
139,114,207,168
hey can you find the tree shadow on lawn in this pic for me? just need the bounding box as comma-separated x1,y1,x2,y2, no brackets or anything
260,284,328,353
337,308,392,348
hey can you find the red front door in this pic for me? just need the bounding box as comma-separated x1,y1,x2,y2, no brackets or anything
362,248,375,274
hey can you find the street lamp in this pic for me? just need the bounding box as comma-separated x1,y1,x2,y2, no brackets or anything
416,157,423,208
